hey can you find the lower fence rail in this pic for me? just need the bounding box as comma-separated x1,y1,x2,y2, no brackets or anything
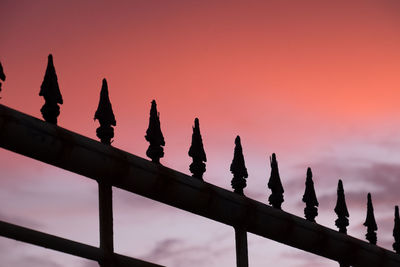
0,220,164,267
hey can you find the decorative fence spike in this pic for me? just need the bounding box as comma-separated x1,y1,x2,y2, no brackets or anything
393,206,400,254
145,100,165,163
268,153,284,209
39,54,63,124
363,193,378,245
0,61,5,92
334,179,349,234
94,79,116,145
230,136,248,195
188,118,207,180
302,167,319,222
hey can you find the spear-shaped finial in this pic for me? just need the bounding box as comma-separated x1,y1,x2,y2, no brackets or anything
393,206,400,254
94,79,116,145
39,54,63,124
0,61,5,93
188,118,207,180
363,193,377,245
268,153,284,209
302,167,319,222
145,100,165,163
334,180,349,234
230,136,248,195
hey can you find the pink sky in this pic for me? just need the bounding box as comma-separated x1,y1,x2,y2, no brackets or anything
1,1,400,266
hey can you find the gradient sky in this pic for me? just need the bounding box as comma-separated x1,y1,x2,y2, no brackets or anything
1,1,400,266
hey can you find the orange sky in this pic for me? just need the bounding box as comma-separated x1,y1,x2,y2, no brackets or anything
2,1,400,153
1,1,400,267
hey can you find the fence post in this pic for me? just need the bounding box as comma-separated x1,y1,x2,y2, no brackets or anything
234,227,249,267
99,181,114,267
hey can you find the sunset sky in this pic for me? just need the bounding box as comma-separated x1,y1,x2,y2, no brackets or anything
1,1,400,266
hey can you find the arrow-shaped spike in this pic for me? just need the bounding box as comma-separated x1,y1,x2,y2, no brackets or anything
188,118,207,180
393,206,400,254
230,136,248,195
334,180,349,234
363,193,378,245
0,61,5,92
267,153,284,209
94,78,116,145
302,167,319,222
145,100,165,163
39,54,63,124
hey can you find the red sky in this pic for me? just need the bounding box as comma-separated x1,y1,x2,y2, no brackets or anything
1,1,400,267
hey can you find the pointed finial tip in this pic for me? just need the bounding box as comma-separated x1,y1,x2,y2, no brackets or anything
152,99,156,104
235,135,241,144
307,167,312,174
194,117,199,124
48,54,53,63
272,153,276,160
102,78,108,87
396,205,399,215
368,192,372,200
337,179,344,190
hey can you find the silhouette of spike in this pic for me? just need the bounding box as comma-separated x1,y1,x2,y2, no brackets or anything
188,118,207,180
268,153,284,209
94,79,116,145
145,100,165,163
363,193,377,245
334,180,349,234
302,167,319,222
0,61,5,92
393,206,400,254
39,54,63,124
230,136,248,195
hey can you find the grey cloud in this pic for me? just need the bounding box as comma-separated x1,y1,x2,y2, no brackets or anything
19,256,64,267
2,254,64,267
141,238,212,267
81,260,99,267
286,158,400,251
291,160,400,209
0,211,42,229
140,231,234,267
143,238,182,261
281,250,338,267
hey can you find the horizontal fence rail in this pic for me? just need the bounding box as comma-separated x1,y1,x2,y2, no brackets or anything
0,220,164,267
1,103,400,267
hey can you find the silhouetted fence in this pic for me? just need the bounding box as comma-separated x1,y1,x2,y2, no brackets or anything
0,56,400,267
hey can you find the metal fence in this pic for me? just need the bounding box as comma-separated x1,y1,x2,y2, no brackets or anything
1,56,400,267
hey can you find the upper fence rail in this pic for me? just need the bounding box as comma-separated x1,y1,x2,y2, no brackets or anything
0,103,399,267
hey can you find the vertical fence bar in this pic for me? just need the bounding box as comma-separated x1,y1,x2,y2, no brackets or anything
234,227,249,267
94,78,116,267
98,181,114,267
335,180,350,267
230,136,249,267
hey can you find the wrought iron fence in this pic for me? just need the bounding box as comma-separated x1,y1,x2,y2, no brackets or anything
0,55,400,267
